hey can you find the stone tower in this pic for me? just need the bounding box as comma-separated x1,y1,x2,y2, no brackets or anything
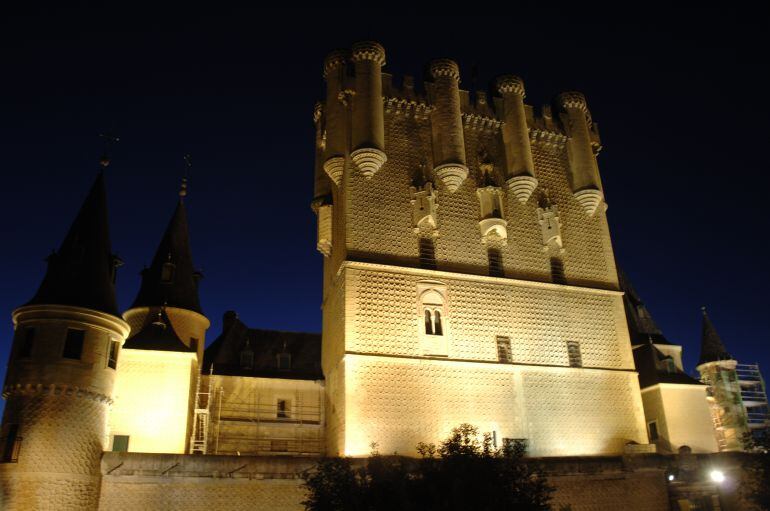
0,171,129,510
109,180,208,454
696,307,749,451
313,42,648,456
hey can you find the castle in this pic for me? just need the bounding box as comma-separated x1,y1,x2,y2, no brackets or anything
0,41,764,510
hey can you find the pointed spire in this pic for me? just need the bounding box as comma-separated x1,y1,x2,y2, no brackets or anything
617,268,668,345
698,306,732,366
130,178,202,313
26,170,120,316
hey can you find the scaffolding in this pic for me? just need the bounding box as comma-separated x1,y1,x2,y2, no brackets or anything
736,363,770,435
204,375,324,457
189,366,213,454
700,362,750,451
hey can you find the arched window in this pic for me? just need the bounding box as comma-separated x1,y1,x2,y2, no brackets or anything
434,310,443,335
418,285,448,357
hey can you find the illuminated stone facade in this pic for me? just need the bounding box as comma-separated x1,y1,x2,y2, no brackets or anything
314,42,648,456
3,39,743,511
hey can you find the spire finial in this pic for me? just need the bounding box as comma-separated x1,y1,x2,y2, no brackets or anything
99,133,120,169
180,154,192,199
701,305,707,315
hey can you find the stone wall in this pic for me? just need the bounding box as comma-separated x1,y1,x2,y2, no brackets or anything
97,452,760,510
327,262,647,456
98,453,313,511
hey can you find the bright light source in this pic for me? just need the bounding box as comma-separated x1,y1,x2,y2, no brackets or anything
667,474,675,482
710,470,725,483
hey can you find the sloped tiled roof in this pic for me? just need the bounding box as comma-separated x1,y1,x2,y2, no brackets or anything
618,268,669,345
131,198,202,313
633,342,703,389
123,308,193,352
203,312,322,380
697,307,732,366
27,171,120,316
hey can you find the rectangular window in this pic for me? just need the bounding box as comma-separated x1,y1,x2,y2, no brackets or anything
271,440,289,452
648,420,659,442
277,353,292,371
567,341,582,368
107,340,119,370
111,435,130,452
418,237,437,270
550,257,566,284
496,336,512,363
161,262,176,283
0,424,21,463
19,327,35,358
277,399,290,419
488,248,504,277
62,329,85,360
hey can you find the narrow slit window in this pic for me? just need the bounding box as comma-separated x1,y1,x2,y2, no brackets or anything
497,336,512,363
567,341,582,368
648,421,659,442
418,237,437,270
19,327,35,358
62,329,85,360
488,247,504,277
0,424,21,463
424,310,433,335
107,340,119,370
550,257,566,284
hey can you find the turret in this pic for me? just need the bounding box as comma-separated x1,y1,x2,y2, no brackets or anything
496,75,537,203
429,59,468,193
695,307,748,452
322,50,348,185
124,178,209,358
350,41,387,178
0,169,129,510
109,179,209,454
558,91,604,215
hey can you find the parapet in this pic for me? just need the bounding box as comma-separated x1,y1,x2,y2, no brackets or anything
351,41,386,65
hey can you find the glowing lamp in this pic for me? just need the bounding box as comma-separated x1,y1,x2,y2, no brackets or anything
709,470,725,483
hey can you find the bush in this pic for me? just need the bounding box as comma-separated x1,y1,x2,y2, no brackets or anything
303,424,554,511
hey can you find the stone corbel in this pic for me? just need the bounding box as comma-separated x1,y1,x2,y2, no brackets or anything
410,182,438,234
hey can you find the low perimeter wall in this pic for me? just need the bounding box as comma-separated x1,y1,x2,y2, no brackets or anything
99,451,757,511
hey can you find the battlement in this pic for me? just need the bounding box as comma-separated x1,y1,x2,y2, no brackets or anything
315,40,615,287
325,67,601,148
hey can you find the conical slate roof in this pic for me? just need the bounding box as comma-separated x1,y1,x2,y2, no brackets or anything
123,308,193,352
697,307,732,366
26,171,120,316
618,268,669,345
131,195,202,313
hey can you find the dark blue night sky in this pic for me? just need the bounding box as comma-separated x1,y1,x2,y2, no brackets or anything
1,7,767,416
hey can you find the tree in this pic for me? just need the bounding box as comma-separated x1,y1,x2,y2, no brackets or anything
303,424,555,510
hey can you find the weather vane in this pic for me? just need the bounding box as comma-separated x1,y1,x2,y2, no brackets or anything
98,132,120,168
